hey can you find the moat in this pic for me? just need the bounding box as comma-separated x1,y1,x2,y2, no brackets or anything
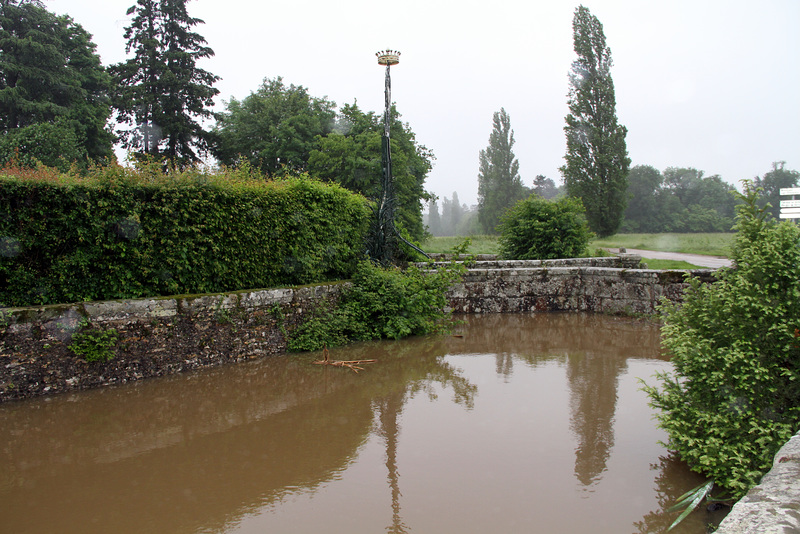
0,313,727,533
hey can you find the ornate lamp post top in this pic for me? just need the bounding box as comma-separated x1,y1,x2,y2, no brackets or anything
376,49,400,66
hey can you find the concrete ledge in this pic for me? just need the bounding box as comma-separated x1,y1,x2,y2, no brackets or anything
715,431,800,534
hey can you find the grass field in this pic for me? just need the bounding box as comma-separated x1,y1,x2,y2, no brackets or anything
590,233,734,257
420,233,734,259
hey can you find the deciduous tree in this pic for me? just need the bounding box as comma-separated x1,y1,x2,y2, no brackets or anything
561,5,630,237
212,77,336,176
309,102,432,241
755,161,800,219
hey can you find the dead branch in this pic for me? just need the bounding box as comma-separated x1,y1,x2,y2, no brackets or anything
313,346,376,373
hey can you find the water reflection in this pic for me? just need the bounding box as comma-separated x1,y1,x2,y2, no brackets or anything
0,313,722,533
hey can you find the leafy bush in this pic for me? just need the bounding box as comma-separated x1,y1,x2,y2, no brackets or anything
497,195,592,259
288,260,465,351
643,184,800,498
68,323,119,364
0,163,370,306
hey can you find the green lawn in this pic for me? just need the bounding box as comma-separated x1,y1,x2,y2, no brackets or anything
591,233,734,257
421,233,734,258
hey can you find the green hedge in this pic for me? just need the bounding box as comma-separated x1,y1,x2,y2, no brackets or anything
0,165,371,306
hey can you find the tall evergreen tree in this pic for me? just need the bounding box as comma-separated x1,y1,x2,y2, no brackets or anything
427,198,442,236
561,5,630,237
0,0,114,166
110,0,219,166
477,108,526,234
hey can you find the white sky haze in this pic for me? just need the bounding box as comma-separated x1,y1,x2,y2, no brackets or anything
47,0,800,206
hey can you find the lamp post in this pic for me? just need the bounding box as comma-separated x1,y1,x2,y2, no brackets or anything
371,50,428,263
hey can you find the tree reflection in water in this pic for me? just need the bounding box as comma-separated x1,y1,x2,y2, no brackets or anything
1,313,721,533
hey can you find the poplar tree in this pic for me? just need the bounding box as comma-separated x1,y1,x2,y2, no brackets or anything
111,0,219,167
477,108,526,234
561,5,630,237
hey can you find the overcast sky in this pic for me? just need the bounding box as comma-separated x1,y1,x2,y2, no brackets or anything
48,0,800,206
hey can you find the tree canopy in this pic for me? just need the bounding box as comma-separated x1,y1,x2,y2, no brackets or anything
477,108,527,234
0,0,114,167
309,102,433,241
622,165,739,233
754,161,800,220
110,0,219,167
561,5,630,237
212,77,336,176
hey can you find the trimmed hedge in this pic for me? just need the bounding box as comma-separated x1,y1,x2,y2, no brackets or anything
0,164,371,306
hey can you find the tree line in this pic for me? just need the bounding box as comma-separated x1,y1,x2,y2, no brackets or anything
470,5,798,238
0,0,431,241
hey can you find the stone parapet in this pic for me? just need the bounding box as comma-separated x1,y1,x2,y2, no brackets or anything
0,284,346,402
446,265,716,315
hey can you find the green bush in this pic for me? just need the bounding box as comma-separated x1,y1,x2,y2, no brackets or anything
497,195,592,259
288,260,465,352
0,164,371,306
643,183,800,498
68,323,119,364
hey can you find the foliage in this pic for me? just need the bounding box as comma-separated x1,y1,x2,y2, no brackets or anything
288,260,465,352
622,165,741,233
68,322,119,364
0,122,87,172
643,183,800,498
426,192,478,237
531,175,562,200
309,102,432,241
561,5,630,238
110,0,220,167
212,77,336,176
0,164,370,306
477,108,527,234
665,480,719,531
754,161,799,220
497,195,592,260
0,0,114,165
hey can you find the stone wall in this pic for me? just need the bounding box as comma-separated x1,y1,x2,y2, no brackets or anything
441,257,716,315
0,284,345,403
0,256,713,403
715,431,800,533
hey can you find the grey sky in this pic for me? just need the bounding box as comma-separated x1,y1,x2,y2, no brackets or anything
49,0,800,206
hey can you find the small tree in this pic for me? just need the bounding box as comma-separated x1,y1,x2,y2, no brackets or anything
497,195,592,260
643,183,800,497
561,5,630,237
477,108,527,234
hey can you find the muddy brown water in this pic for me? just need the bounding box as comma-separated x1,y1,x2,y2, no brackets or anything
0,313,728,533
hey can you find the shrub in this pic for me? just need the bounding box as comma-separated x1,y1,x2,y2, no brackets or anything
0,164,370,306
288,260,465,351
68,323,119,364
643,183,800,498
497,195,592,259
